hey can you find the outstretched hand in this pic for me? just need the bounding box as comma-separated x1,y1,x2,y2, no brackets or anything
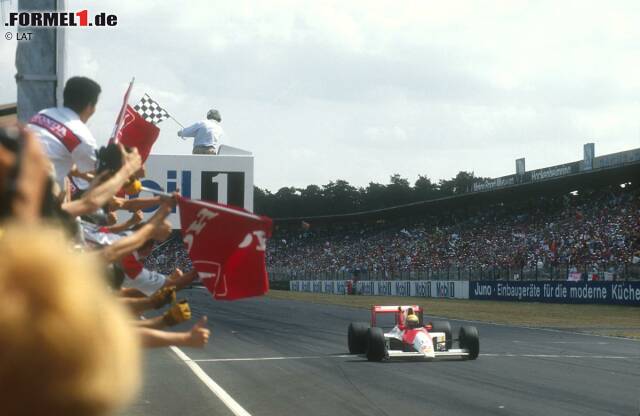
186,316,210,348
119,144,142,177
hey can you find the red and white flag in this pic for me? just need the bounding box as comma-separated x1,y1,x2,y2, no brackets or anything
178,196,273,300
117,105,160,162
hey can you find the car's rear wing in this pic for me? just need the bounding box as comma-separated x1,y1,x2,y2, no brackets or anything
371,305,424,327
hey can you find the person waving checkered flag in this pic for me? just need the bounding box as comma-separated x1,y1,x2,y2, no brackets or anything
133,93,170,125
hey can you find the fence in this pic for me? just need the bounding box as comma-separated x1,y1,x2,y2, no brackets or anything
269,262,640,282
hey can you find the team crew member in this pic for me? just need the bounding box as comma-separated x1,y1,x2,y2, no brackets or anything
27,76,101,190
178,108,225,155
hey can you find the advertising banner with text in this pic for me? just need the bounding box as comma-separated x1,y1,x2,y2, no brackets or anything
289,280,469,299
469,281,640,305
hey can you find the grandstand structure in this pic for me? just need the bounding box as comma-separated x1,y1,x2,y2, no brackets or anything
267,144,640,282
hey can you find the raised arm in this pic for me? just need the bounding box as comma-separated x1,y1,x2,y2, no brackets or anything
62,145,142,217
178,122,201,138
99,200,173,263
138,317,210,348
102,210,144,233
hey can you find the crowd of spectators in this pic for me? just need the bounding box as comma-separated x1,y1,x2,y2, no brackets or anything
267,184,640,280
145,230,193,274
0,77,209,416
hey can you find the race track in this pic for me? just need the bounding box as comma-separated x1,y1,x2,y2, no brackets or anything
124,289,640,416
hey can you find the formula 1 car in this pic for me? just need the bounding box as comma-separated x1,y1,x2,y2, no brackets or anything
347,305,479,362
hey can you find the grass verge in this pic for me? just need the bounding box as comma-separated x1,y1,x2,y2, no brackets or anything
266,290,640,339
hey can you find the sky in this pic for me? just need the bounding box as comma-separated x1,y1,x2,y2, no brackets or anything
1,0,640,192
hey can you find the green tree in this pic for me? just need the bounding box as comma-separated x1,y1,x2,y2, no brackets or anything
253,186,273,216
414,175,438,201
322,180,360,214
362,182,387,210
299,184,326,216
386,174,413,205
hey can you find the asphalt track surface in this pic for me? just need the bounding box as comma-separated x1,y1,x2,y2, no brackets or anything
124,288,640,416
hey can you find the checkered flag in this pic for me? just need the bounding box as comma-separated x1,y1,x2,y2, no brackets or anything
133,94,170,125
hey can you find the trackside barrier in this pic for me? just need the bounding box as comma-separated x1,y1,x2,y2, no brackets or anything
469,281,640,305
289,280,469,299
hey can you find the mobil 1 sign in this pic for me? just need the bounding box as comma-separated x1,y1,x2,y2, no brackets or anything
470,281,640,305
128,153,254,228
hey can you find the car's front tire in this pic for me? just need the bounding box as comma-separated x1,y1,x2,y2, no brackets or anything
348,322,370,354
366,327,387,362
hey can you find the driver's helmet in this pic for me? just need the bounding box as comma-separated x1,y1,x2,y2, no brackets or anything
405,314,420,329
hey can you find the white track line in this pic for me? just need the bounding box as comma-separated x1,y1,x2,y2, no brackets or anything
170,346,252,416
190,353,637,363
481,353,635,359
193,354,352,362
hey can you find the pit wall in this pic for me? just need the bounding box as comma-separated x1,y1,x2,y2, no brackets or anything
288,280,640,306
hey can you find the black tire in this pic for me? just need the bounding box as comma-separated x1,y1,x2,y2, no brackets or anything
429,320,452,350
459,326,480,360
365,327,387,362
348,322,370,354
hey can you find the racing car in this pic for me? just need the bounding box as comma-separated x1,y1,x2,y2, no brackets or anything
347,305,479,362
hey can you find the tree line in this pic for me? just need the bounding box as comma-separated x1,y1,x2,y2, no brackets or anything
254,171,488,218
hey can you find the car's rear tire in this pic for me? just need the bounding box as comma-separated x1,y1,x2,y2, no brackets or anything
459,326,479,360
348,322,370,354
429,320,452,350
366,327,387,362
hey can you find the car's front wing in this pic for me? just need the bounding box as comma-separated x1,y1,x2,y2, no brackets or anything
386,348,471,360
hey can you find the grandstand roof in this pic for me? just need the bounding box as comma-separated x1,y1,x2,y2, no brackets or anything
275,146,640,224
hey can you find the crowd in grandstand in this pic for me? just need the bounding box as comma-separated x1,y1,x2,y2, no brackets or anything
267,185,640,280
143,183,640,281
145,230,193,274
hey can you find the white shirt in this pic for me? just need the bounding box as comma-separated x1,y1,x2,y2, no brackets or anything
179,119,225,151
81,221,127,248
27,107,97,190
120,251,167,296
122,268,166,296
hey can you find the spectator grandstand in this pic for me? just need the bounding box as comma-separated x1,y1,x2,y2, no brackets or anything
267,183,639,281
144,146,640,283
144,232,193,274
145,182,639,282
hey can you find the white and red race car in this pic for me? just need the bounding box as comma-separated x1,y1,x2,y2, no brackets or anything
347,305,479,362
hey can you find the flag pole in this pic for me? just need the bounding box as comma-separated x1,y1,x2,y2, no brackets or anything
164,113,187,140
139,186,263,221
169,115,184,129
111,77,135,144
155,102,184,128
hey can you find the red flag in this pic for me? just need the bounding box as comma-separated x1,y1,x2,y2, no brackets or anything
178,196,273,300
117,105,159,162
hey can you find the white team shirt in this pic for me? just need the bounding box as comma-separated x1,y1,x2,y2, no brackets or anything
120,251,167,296
121,268,166,296
79,225,166,296
28,107,98,190
179,119,225,151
